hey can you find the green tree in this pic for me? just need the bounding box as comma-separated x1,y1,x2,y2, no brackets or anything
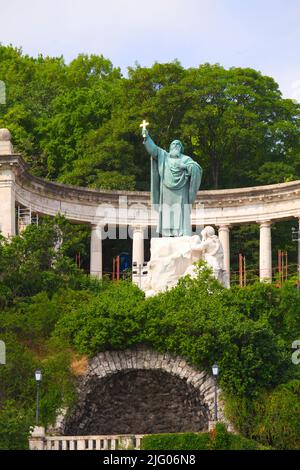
0,400,33,450
0,215,90,304
1,47,299,191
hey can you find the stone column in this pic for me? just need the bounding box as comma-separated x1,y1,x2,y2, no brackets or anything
218,224,230,286
132,225,145,267
90,224,102,279
259,220,272,282
0,129,16,237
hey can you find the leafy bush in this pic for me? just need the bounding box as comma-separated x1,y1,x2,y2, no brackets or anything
0,400,34,450
253,380,300,450
38,350,76,426
141,424,267,450
0,332,37,405
55,266,293,397
0,215,90,305
0,332,75,448
55,280,145,353
224,380,300,450
0,289,93,340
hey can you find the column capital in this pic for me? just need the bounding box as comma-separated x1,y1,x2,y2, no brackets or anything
130,224,147,231
91,221,105,229
257,220,272,227
217,224,231,231
90,222,106,241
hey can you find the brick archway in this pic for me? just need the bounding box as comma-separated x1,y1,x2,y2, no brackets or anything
63,347,226,435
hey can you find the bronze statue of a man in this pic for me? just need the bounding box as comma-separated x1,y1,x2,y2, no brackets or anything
142,127,202,237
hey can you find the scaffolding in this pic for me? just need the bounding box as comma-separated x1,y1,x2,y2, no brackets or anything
277,249,288,287
238,254,247,287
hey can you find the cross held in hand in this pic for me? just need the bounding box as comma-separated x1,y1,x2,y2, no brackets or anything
140,119,149,137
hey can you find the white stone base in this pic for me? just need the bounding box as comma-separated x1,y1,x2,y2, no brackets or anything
142,236,203,297
141,236,229,297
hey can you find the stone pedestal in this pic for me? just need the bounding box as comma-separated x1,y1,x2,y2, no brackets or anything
142,236,203,296
0,128,14,155
29,426,46,450
142,232,229,296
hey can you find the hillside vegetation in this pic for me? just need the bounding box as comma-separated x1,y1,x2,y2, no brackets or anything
0,218,299,449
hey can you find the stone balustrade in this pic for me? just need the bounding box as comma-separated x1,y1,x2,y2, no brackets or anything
29,428,144,450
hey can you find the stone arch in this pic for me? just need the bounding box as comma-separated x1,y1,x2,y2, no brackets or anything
63,347,226,435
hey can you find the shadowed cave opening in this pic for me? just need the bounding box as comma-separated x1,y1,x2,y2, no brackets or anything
65,369,209,435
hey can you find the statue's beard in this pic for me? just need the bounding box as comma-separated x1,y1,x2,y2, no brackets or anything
169,149,181,158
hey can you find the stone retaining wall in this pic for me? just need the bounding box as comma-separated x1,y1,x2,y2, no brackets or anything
60,347,227,436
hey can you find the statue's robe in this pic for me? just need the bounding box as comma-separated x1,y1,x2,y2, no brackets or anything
144,134,202,236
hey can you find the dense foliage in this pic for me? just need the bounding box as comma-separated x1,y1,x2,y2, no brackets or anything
0,218,103,448
225,379,300,450
141,423,268,450
0,219,299,449
0,214,92,307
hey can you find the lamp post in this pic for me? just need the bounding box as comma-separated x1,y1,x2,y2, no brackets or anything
292,226,300,291
212,364,219,422
35,369,42,426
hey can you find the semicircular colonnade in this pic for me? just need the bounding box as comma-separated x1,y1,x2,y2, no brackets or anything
0,130,299,284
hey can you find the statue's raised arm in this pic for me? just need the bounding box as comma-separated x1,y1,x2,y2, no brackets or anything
142,129,159,159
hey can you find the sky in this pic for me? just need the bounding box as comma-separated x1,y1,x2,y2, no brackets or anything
0,0,300,99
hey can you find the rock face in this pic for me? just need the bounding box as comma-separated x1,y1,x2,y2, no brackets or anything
142,231,228,297
52,347,230,436
64,369,209,435
142,236,204,297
